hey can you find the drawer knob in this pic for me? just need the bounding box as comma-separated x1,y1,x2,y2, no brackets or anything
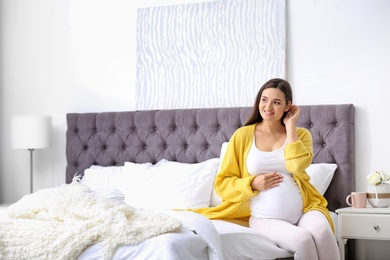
374,225,380,230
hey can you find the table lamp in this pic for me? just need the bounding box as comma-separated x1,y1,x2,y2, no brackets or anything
11,115,51,193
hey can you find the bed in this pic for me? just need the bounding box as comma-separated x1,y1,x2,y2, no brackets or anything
0,104,355,259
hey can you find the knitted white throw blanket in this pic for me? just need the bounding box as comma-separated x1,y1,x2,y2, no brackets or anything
0,182,182,260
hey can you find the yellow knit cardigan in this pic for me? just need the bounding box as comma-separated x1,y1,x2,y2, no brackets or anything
194,124,334,232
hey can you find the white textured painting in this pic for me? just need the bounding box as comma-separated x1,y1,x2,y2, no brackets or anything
136,0,286,110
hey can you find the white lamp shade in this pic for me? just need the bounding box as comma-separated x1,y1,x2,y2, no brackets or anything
11,115,51,149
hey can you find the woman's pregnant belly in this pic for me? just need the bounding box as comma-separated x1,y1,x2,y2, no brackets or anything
250,173,303,224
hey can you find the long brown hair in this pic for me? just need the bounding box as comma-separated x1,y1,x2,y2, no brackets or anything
244,78,293,126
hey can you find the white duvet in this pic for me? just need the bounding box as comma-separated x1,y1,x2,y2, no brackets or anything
78,212,339,260
0,182,337,260
79,212,296,260
80,211,224,260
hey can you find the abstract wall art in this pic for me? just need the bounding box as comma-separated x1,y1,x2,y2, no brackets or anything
136,0,286,110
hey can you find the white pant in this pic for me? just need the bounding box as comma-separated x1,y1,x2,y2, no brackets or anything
249,210,340,260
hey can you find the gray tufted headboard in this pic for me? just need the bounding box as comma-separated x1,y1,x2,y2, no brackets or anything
66,104,355,211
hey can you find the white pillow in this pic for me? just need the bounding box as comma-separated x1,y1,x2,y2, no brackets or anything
136,158,220,209
82,158,220,210
210,142,228,207
82,164,154,206
82,165,131,191
306,163,338,195
90,188,125,203
82,163,153,189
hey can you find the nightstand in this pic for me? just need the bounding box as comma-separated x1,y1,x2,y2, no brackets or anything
336,207,390,260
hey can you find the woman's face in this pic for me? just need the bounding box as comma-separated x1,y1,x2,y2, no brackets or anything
259,88,290,122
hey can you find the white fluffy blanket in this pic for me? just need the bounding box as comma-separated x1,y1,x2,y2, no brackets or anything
0,182,182,260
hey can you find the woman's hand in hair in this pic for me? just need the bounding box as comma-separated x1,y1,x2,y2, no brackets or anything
283,104,300,126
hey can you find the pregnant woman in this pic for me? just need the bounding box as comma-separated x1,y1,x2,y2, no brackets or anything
196,78,340,260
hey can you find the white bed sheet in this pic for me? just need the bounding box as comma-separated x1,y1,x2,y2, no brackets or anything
79,229,209,260
79,216,293,260
79,210,224,260
0,206,338,260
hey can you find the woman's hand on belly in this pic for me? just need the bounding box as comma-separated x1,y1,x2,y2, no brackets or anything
251,172,283,192
250,178,303,223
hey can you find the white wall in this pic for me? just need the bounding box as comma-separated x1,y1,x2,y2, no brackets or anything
1,0,390,257
287,0,390,193
288,2,390,258
1,0,218,202
0,0,3,196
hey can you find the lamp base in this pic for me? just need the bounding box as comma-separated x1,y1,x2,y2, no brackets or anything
28,148,35,194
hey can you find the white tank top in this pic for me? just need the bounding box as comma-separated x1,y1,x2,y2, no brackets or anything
247,137,303,224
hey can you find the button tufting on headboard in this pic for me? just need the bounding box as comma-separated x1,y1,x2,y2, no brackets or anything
66,105,355,211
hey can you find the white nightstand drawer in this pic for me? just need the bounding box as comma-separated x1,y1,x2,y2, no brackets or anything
341,214,390,239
